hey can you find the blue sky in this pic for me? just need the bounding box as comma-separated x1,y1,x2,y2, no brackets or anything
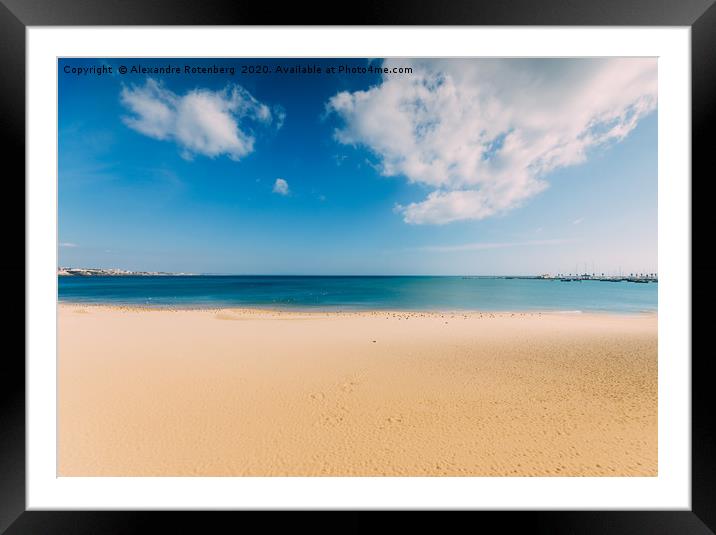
58,58,657,275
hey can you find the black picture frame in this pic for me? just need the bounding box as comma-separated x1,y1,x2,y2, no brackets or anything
2,0,707,532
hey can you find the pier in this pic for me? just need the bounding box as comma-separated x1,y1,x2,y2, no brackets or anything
539,273,658,283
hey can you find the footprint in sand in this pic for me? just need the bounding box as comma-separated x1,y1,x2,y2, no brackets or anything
340,380,359,393
377,414,405,431
317,405,349,427
320,414,345,427
309,392,325,401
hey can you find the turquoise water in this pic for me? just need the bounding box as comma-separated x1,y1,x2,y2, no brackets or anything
58,276,657,313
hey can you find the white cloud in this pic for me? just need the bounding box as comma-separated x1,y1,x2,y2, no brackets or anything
573,217,584,225
120,79,281,161
273,178,290,196
327,58,657,224
416,238,573,253
59,242,78,248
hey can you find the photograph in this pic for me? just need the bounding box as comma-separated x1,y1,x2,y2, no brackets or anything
57,56,658,478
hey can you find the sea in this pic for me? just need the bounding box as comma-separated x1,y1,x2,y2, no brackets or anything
58,276,657,313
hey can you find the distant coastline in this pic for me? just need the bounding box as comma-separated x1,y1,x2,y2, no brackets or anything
58,268,658,283
58,267,195,277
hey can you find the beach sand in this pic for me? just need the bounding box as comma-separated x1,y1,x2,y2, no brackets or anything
58,304,657,476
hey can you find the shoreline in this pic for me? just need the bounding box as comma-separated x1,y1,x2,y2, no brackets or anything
58,301,658,316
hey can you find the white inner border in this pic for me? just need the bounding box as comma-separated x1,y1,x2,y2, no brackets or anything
27,27,691,510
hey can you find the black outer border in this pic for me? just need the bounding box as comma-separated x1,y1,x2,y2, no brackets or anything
1,1,708,532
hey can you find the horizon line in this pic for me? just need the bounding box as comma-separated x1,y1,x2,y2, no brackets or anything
58,272,659,278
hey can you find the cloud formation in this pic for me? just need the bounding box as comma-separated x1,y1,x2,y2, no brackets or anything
327,58,657,224
120,79,282,160
273,178,290,195
59,242,78,248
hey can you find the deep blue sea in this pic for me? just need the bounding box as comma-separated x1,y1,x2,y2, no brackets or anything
58,276,657,313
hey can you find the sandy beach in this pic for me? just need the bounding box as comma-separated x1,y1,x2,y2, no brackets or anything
58,304,657,476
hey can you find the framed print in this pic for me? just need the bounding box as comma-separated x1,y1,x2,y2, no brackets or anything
3,0,709,532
